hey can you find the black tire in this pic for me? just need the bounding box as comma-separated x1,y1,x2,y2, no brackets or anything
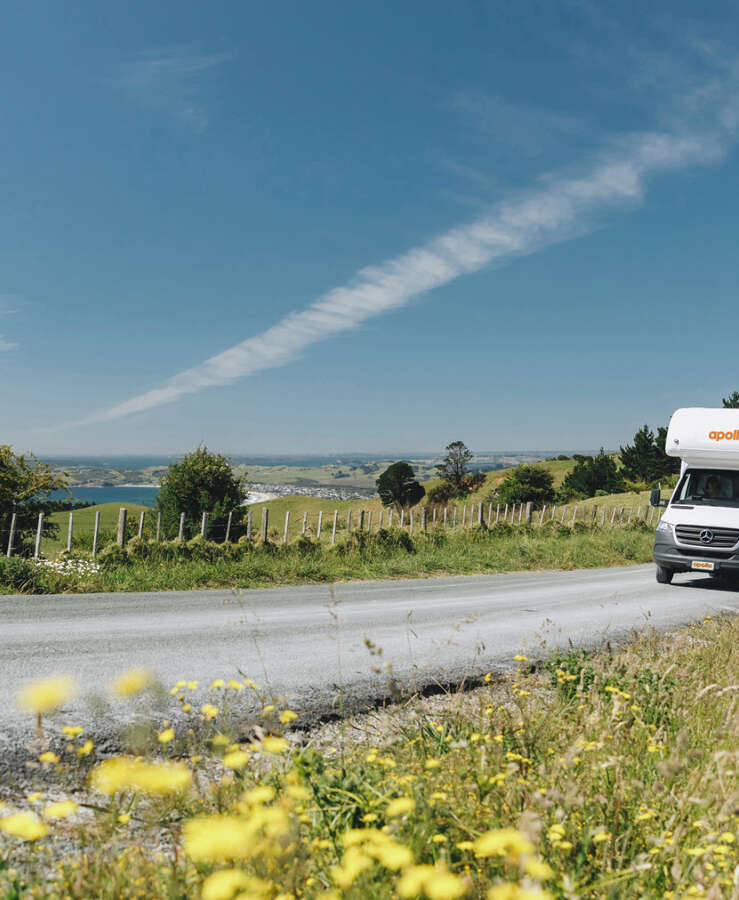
655,565,673,584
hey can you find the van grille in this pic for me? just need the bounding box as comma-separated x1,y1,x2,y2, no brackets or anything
674,525,739,548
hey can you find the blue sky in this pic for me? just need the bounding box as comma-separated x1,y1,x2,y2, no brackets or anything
3,1,739,455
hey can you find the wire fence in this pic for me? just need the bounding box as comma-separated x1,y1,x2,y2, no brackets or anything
2,499,663,560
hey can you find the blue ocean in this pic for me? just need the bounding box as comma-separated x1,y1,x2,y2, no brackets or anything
49,486,160,507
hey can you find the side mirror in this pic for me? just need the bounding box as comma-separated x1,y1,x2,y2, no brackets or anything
650,488,661,508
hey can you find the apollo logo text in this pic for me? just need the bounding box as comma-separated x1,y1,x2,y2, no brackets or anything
708,430,739,441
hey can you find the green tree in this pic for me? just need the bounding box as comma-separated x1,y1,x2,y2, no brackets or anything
496,465,555,509
376,462,425,511
619,425,679,483
560,450,625,499
435,441,473,498
156,446,247,541
0,446,68,554
722,391,739,408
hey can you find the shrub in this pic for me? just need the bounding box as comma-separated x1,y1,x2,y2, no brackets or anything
97,544,128,568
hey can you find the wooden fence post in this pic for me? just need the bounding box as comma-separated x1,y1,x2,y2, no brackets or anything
67,511,74,552
592,505,598,523
518,504,524,524
347,510,352,533
561,506,567,523
117,508,127,547
201,512,209,538
443,506,448,528
601,507,606,526
409,510,414,535
452,507,457,527
261,507,269,541
487,503,493,527
399,508,404,528
225,511,233,542
619,507,625,524
317,510,323,539
156,511,162,542
477,502,483,526
92,510,101,557
503,503,508,523
177,512,185,542
358,510,365,531
571,506,577,526
495,503,500,524
246,509,252,539
610,507,617,525
331,510,338,544
138,510,146,539
648,506,654,525
421,507,427,530
551,505,556,521
378,509,383,529
6,512,17,557
34,512,44,560
432,507,437,524
539,505,546,526
301,511,307,535
367,510,372,531
388,508,393,527
283,511,290,544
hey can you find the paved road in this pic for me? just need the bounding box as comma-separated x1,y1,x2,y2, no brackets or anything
2,565,738,751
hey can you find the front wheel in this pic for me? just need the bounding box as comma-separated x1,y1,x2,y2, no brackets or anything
656,565,673,584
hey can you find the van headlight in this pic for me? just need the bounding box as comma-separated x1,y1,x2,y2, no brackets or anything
656,519,674,535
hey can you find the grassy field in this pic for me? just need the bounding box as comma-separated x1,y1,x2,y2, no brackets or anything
45,502,150,554
1,523,655,594
1,612,736,898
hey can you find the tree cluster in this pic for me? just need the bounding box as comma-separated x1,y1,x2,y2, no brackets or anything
0,446,68,554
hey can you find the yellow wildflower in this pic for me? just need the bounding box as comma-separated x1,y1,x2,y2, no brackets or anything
280,709,298,724
184,816,254,862
226,680,243,691
474,828,534,862
201,869,253,900
90,758,192,795
592,830,611,844
523,858,554,880
210,679,225,690
386,796,415,817
201,704,219,720
61,726,84,738
513,654,528,662
157,728,175,743
222,750,249,769
38,752,60,764
260,736,288,754
43,800,77,819
111,667,153,697
77,740,94,756
331,846,373,888
0,813,50,841
17,676,76,714
117,813,130,824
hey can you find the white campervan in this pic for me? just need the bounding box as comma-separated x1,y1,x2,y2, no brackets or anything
652,407,739,583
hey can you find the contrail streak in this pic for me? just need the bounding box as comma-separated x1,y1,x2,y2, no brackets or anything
84,123,728,424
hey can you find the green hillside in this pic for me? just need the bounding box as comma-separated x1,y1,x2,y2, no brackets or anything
45,502,150,553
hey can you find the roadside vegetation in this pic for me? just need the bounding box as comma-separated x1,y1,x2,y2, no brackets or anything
1,612,736,898
0,521,655,594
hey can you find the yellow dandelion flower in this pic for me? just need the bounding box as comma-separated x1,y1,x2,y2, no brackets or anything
592,830,611,844
201,703,219,720
222,750,249,769
111,667,153,697
473,828,534,862
90,757,191,796
210,679,225,690
425,758,441,770
423,868,467,900
212,733,230,746
117,813,130,824
398,864,436,897
61,726,84,738
262,704,276,714
77,740,94,756
331,846,373,888
432,834,448,843
0,813,50,841
280,709,298,724
38,752,60,764
718,832,735,843
187,680,198,690
386,796,415,817
226,680,243,691
200,869,252,900
17,676,76,714
26,792,43,803
523,858,554,880
157,728,175,743
260,736,288,754
183,816,255,862
513,654,528,662
43,800,77,820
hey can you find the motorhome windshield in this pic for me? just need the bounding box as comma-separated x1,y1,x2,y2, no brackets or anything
671,468,739,508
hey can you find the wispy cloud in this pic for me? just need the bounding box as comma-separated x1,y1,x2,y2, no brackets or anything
451,90,586,157
0,336,18,351
107,48,231,130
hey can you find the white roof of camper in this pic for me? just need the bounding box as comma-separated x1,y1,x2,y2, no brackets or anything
665,408,739,467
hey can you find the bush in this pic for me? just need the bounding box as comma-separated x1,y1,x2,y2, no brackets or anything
495,464,555,509
97,544,128,568
0,556,42,592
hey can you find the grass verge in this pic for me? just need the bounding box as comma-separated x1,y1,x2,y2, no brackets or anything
0,614,736,898
0,522,655,594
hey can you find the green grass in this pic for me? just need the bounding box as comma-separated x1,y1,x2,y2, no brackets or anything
1,609,736,898
44,502,150,553
1,523,655,594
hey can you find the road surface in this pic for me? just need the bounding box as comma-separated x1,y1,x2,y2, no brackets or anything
1,565,737,757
